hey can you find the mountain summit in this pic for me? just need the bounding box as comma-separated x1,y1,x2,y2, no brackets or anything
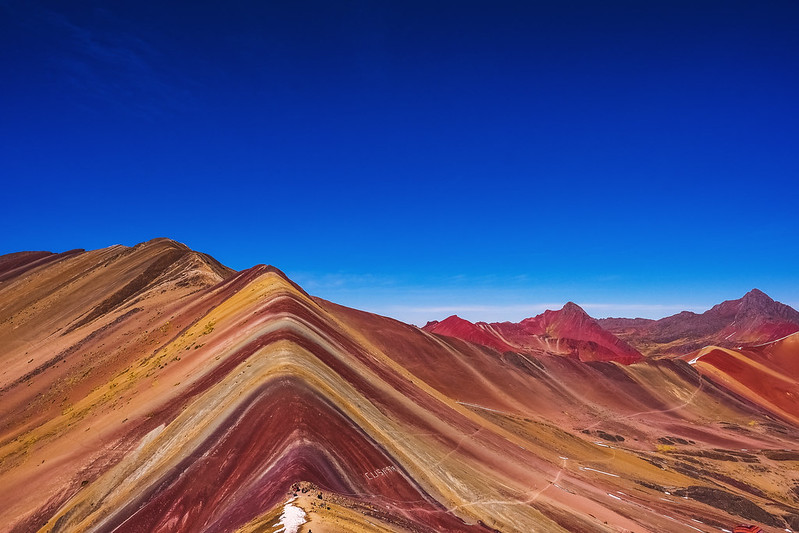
734,288,799,321
598,289,799,356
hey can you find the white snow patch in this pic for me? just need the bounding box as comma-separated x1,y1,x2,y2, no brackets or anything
275,500,306,533
579,467,619,477
456,401,509,415
607,492,622,501
553,483,574,494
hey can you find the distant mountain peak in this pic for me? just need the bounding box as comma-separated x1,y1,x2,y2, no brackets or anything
439,314,468,324
734,288,799,323
740,288,775,309
559,301,591,319
423,314,516,353
745,288,769,298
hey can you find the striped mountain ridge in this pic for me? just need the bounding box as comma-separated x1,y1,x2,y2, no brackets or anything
681,330,799,426
1,239,799,532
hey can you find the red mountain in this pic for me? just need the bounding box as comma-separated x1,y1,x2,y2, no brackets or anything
424,302,643,364
599,289,799,356
422,315,516,353
682,331,799,425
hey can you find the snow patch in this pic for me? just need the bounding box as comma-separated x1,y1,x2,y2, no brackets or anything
275,500,306,533
553,483,574,494
456,401,508,414
579,467,619,477
687,354,703,365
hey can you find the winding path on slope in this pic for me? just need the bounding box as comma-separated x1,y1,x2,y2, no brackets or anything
447,377,719,533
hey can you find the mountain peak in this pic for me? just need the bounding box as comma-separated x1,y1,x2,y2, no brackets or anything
733,288,799,325
741,288,774,306
133,237,190,251
746,288,768,297
560,301,589,317
439,314,468,324
423,314,515,353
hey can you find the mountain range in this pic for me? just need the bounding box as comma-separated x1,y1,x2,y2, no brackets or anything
598,288,799,356
424,301,644,365
1,239,798,533
425,289,799,363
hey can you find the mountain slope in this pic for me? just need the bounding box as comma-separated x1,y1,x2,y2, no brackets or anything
682,331,799,425
424,303,643,364
1,241,798,532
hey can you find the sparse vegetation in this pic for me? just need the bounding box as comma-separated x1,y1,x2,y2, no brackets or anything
201,320,215,336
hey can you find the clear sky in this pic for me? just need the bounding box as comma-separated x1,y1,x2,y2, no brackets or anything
2,1,798,324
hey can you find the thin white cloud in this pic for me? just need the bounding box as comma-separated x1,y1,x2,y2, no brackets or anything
576,303,708,316
383,304,561,315
6,2,191,116
285,271,715,324
290,272,400,290
367,301,710,326
382,302,705,316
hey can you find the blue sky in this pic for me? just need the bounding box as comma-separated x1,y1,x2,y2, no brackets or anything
2,1,798,324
